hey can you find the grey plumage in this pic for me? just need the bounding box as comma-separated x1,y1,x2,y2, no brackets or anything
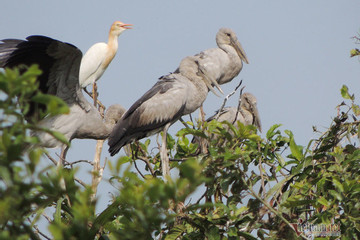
0,35,126,148
108,72,208,156
208,92,261,132
175,28,249,95
108,27,248,157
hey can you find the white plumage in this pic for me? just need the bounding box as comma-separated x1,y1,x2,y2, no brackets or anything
79,21,132,88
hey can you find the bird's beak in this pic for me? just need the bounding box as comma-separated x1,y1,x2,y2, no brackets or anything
232,38,249,64
121,23,133,29
252,105,262,132
204,76,223,97
197,62,224,97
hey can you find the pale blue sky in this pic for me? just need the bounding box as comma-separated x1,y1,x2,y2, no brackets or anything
2,0,360,232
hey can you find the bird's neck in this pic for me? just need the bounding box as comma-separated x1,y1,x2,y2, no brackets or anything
103,33,119,67
220,44,238,58
107,33,119,54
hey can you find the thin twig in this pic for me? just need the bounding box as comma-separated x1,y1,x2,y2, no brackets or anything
137,155,155,176
169,158,186,162
134,160,145,179
215,80,243,120
45,153,57,165
75,177,87,187
33,224,51,240
196,188,208,204
233,86,246,124
64,159,94,167
258,156,266,199
180,117,191,129
42,213,52,223
188,114,196,129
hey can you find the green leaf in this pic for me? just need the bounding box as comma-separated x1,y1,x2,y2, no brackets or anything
350,48,360,57
205,227,220,240
54,198,63,223
264,176,292,201
317,197,331,208
329,189,343,201
289,135,303,161
352,103,360,116
238,231,257,240
340,85,352,100
165,225,186,240
266,124,282,139
332,178,344,192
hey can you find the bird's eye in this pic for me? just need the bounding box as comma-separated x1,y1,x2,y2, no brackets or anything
226,33,231,37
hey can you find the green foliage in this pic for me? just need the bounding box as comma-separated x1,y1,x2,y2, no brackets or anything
0,66,72,239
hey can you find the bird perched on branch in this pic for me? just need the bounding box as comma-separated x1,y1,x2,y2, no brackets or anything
192,92,261,154
0,35,126,160
79,21,132,89
208,92,261,132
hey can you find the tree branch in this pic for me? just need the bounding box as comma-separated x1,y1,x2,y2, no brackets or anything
215,80,243,120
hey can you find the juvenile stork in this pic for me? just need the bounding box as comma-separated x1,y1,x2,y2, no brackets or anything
208,92,261,132
108,72,209,177
0,36,126,160
175,27,249,95
192,92,261,153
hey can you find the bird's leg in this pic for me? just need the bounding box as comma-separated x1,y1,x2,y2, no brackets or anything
198,106,208,154
83,86,106,115
83,87,91,96
161,123,171,180
92,82,98,107
59,145,69,166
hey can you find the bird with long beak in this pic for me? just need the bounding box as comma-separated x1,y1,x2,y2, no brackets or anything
209,92,262,132
192,92,261,154
79,21,132,89
175,27,249,96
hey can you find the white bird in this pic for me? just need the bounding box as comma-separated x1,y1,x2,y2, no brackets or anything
0,35,126,159
175,27,249,95
79,21,132,89
208,92,261,132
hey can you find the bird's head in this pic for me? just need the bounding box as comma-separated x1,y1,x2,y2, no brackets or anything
104,104,127,125
111,21,133,36
217,28,249,64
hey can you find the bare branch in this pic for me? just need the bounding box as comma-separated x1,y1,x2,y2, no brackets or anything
64,159,94,167
42,213,52,223
137,155,155,176
215,80,243,120
33,224,51,240
134,160,145,179
75,177,87,187
91,92,107,202
45,153,57,165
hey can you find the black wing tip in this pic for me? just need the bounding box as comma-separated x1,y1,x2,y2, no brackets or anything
108,142,123,156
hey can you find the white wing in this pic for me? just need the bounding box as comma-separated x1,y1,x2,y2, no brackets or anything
79,42,108,88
